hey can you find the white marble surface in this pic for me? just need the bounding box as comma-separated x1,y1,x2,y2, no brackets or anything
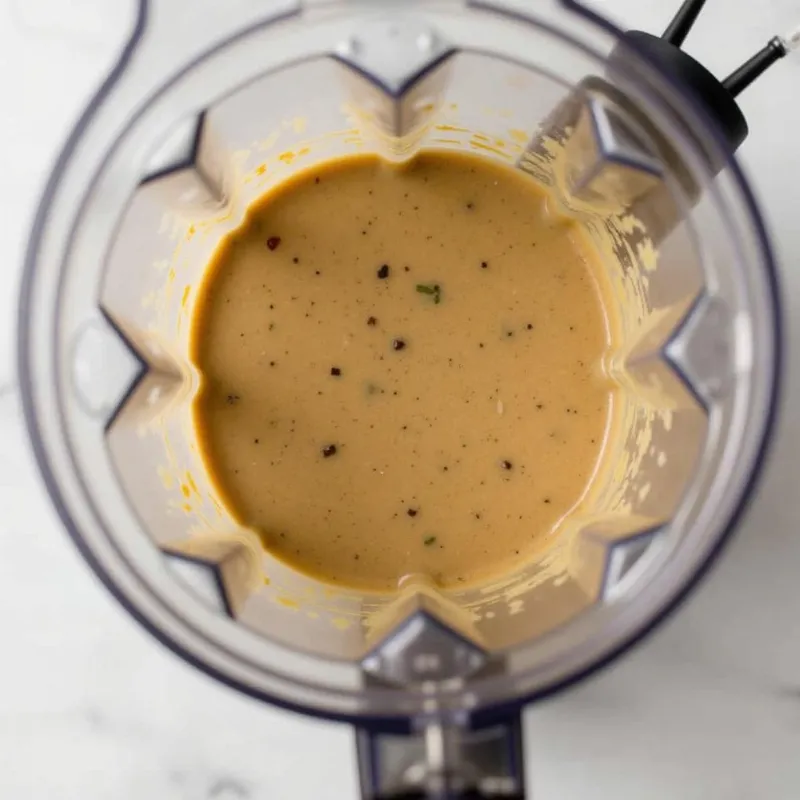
2,1,800,798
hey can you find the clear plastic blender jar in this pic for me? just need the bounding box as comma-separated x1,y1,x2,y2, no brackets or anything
18,0,781,796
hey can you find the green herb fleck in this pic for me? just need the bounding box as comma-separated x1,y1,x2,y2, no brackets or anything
423,535,437,547
416,283,442,305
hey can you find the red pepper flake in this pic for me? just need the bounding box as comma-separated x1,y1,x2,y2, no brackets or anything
267,236,282,251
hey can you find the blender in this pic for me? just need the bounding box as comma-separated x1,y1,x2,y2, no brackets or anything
18,0,785,796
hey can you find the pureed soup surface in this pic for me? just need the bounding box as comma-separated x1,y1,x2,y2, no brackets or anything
191,151,615,592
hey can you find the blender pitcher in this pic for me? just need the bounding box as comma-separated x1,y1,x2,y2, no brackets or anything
19,0,782,797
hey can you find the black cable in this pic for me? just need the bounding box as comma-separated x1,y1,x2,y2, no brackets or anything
662,0,707,47
723,37,788,97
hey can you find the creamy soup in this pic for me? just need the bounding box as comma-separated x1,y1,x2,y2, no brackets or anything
190,151,615,592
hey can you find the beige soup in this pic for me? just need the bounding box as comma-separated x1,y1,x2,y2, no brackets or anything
190,150,616,592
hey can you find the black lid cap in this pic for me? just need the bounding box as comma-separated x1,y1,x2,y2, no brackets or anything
614,30,749,156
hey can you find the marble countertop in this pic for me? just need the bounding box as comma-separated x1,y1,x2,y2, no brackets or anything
2,1,800,797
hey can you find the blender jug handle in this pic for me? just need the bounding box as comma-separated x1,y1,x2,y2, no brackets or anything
356,713,527,799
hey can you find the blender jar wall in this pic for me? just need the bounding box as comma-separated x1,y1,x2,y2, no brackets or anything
101,56,410,662
98,42,630,664
18,0,779,723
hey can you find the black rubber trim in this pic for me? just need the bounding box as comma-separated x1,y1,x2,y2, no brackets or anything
163,550,236,619
98,307,148,433
331,48,457,101
661,291,713,415
140,109,207,184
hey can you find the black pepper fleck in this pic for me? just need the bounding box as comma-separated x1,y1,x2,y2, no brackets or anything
424,536,437,547
377,264,390,279
226,394,240,405
501,460,513,470
266,236,281,251
392,338,407,351
322,444,338,458
330,367,341,377
480,260,488,269
407,508,418,518
367,316,378,326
